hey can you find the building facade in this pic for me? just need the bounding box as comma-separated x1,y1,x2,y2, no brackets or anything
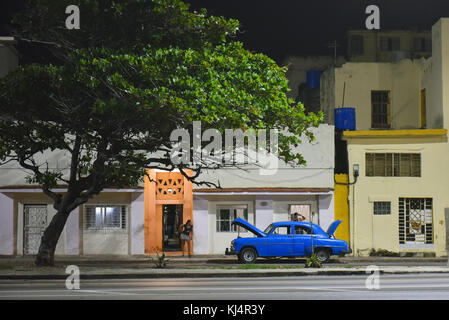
321,18,449,257
0,125,335,256
347,29,432,63
0,37,337,256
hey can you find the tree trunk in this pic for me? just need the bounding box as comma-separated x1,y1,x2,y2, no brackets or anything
35,208,71,266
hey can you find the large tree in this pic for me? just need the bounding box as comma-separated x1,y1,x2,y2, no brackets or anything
0,0,322,266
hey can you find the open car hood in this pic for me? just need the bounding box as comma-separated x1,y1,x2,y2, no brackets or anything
232,218,267,237
326,220,342,237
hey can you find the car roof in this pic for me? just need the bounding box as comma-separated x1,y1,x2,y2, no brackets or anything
269,221,327,234
271,221,314,227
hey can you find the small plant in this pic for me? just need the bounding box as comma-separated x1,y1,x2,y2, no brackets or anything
153,252,169,268
369,248,400,257
305,254,322,268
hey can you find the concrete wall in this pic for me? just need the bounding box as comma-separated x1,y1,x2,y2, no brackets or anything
345,135,449,257
81,193,131,255
320,67,336,124
348,30,431,63
0,190,144,256
0,193,14,255
283,55,346,99
426,18,449,130
193,197,209,255
130,192,145,255
197,124,335,189
0,40,18,78
322,60,424,131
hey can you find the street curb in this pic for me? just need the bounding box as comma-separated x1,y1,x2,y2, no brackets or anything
1,267,449,280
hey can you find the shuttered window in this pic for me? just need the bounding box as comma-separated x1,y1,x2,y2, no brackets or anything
85,205,127,230
366,153,421,177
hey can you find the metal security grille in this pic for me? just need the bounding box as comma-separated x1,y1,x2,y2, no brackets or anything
399,198,433,244
374,202,391,215
85,205,127,230
24,205,47,255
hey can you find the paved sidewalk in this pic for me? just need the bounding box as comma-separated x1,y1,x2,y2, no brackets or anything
1,255,448,279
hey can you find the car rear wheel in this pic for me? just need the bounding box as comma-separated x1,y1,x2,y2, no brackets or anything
239,247,257,264
315,248,330,263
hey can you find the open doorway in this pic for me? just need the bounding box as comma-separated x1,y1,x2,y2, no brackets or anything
162,204,183,251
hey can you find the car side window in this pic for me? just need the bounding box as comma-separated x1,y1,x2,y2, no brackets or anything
272,226,291,235
295,226,311,235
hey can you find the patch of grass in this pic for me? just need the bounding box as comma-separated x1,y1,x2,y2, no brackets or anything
0,265,14,270
0,263,66,272
369,248,400,257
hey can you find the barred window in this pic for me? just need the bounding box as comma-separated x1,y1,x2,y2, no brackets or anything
366,153,421,177
374,202,391,215
85,205,127,230
399,198,433,244
216,205,248,232
371,91,390,128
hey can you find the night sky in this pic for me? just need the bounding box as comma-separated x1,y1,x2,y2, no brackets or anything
2,0,449,63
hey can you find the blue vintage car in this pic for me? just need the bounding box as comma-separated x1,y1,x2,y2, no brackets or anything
225,218,351,263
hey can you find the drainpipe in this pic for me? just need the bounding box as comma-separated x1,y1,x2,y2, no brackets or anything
445,209,449,266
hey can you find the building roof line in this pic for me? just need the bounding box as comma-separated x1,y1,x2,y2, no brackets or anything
342,129,447,140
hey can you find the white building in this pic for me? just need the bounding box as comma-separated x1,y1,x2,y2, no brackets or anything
0,38,336,257
321,18,449,257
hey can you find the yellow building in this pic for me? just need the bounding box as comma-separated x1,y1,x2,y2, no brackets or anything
323,18,449,257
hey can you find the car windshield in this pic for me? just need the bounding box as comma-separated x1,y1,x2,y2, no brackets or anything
263,224,274,234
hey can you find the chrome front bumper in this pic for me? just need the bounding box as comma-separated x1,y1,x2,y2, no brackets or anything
225,248,237,255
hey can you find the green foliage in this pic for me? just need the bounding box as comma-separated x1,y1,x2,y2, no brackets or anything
0,0,323,210
369,249,400,257
304,254,322,268
153,252,169,268
12,0,240,54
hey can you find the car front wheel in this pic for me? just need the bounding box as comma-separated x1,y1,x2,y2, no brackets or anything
239,247,257,264
315,248,330,263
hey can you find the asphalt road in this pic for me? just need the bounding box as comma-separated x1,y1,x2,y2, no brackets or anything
1,274,449,300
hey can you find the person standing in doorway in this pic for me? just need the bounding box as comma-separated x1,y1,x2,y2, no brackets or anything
180,220,193,257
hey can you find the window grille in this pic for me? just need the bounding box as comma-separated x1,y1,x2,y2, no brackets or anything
85,205,127,230
216,205,248,232
399,198,433,244
373,202,391,215
366,153,421,177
